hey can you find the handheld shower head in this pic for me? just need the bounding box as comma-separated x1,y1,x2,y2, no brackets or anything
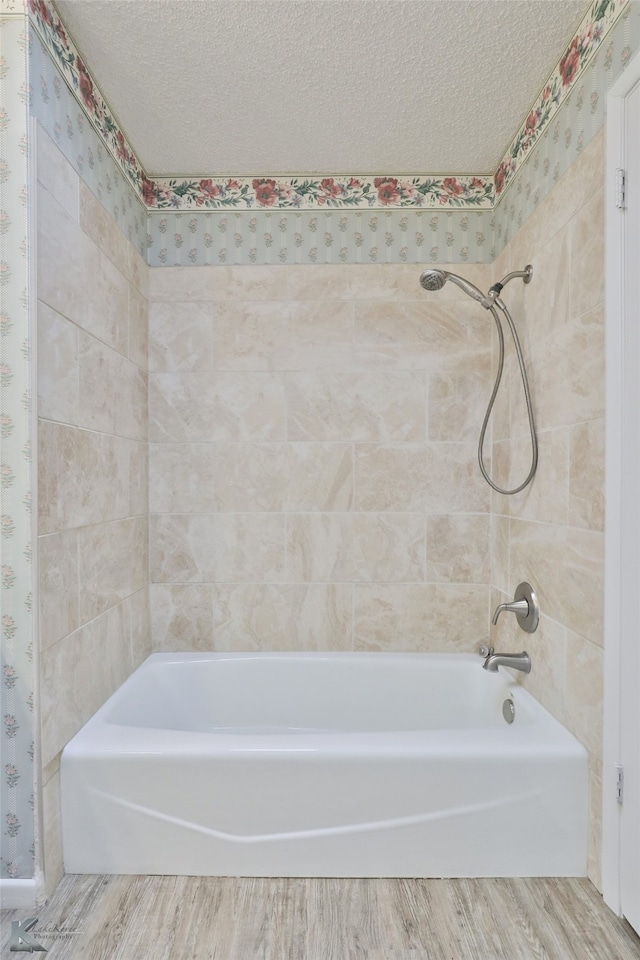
419,268,489,306
419,269,447,292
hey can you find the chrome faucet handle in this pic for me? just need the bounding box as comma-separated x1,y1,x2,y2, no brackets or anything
491,582,539,633
478,645,494,658
492,598,529,625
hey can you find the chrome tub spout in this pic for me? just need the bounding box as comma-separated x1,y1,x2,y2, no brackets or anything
480,647,531,673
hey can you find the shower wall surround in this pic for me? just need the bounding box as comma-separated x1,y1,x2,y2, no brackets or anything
148,264,492,652
489,128,605,888
36,125,150,894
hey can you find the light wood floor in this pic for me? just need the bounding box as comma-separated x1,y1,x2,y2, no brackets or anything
2,875,640,960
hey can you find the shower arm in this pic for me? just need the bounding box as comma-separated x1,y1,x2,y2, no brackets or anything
486,265,533,303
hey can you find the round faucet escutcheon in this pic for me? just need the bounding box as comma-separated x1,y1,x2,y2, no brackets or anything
492,582,539,633
512,582,539,633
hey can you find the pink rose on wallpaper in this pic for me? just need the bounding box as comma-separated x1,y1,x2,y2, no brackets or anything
494,164,507,195
253,179,279,206
440,178,464,204
374,177,400,205
115,131,131,163
470,177,484,190
348,178,361,189
525,110,538,136
30,0,52,27
54,19,68,47
559,38,580,87
198,179,222,203
226,179,240,190
541,85,552,103
141,175,157,206
320,178,341,198
75,57,94,110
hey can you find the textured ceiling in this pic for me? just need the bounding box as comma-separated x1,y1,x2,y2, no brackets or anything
55,0,588,177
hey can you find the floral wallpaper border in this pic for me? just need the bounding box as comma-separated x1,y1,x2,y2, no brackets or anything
145,173,493,212
494,0,627,198
26,0,628,214
495,0,639,247
0,6,36,881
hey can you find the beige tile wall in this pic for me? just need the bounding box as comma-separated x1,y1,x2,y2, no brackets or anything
489,127,606,889
36,127,150,895
148,263,493,654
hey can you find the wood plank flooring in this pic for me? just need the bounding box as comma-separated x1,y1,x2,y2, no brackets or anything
2,876,640,960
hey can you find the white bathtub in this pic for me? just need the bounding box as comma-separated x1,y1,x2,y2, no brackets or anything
61,652,588,877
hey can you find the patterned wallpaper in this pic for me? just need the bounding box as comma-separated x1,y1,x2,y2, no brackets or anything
146,208,495,268
0,4,35,881
29,28,147,260
494,0,627,200
25,0,633,267
496,0,640,247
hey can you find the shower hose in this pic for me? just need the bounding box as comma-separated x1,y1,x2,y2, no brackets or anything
479,301,538,495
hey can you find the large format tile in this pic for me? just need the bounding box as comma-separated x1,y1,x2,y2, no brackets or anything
80,181,132,282
149,301,215,371
150,583,213,652
37,301,79,425
148,265,288,301
149,443,216,513
354,583,489,652
78,332,148,441
126,587,152,666
36,126,79,221
38,185,130,355
77,517,148,623
213,300,282,370
55,430,131,529
41,764,64,898
128,439,149,518
40,604,130,768
355,443,488,513
428,370,491,442
286,372,426,442
149,372,286,441
212,583,353,650
523,306,604,433
569,188,604,321
565,631,603,761
214,442,353,512
150,513,286,583
509,519,604,647
287,513,425,583
426,514,490,583
354,299,491,371
214,301,354,371
569,418,605,532
128,283,149,371
496,427,569,526
38,529,79,652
